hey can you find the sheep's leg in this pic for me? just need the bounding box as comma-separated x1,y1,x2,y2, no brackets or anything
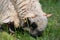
7,22,15,34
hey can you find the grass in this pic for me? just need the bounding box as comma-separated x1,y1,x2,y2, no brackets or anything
0,32,16,40
0,0,60,40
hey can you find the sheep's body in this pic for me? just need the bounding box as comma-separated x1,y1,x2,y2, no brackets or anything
11,0,48,37
0,0,20,28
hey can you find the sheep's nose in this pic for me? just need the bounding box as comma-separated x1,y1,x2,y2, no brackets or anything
30,30,43,38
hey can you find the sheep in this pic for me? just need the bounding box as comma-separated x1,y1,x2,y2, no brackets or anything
9,0,48,37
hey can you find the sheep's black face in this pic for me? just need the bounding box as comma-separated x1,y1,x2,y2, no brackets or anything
23,18,43,38
30,22,43,38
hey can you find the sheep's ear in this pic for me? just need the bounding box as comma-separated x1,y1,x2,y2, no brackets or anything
44,14,52,17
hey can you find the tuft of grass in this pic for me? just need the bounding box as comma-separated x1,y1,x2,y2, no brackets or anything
0,0,60,40
0,32,16,40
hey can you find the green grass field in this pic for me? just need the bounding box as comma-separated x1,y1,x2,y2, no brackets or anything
0,0,60,40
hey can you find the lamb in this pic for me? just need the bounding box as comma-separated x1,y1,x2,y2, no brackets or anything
10,0,48,37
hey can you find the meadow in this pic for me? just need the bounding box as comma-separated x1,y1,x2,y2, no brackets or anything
0,0,60,40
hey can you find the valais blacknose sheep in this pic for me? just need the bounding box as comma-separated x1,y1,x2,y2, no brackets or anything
11,0,48,37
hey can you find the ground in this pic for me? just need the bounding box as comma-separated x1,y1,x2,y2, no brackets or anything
0,0,60,40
